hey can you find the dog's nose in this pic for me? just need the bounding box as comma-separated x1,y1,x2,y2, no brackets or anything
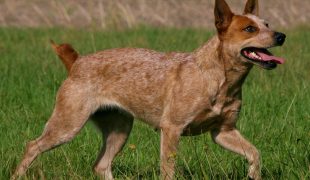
274,32,286,46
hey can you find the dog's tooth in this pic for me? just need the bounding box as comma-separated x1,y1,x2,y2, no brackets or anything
250,52,260,59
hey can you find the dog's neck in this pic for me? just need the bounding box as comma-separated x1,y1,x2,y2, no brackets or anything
195,36,252,95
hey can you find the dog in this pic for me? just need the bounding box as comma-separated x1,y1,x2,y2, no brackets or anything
12,0,286,179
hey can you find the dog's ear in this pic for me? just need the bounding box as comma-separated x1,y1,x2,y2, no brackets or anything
243,0,259,16
214,0,234,34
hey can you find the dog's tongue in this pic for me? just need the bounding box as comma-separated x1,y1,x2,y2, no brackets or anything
256,51,285,64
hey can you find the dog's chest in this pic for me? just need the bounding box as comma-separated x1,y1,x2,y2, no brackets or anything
182,91,241,136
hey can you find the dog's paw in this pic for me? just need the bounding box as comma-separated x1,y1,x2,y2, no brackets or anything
248,164,261,180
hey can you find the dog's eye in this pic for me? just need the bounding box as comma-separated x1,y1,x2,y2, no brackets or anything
265,23,269,27
243,26,257,33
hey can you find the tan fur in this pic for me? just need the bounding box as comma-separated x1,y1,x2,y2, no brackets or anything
12,0,286,180
50,40,79,72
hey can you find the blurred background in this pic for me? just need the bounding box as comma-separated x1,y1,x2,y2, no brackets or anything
0,0,309,29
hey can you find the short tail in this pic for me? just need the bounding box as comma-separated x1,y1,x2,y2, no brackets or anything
50,40,79,72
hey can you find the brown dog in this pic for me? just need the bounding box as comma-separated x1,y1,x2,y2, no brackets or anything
12,0,286,179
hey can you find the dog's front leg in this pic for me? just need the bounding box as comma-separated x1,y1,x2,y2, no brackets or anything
211,128,261,180
160,124,183,180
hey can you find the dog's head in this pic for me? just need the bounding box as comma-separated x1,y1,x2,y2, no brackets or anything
215,0,286,70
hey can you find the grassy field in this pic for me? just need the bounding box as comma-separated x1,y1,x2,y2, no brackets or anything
0,26,309,179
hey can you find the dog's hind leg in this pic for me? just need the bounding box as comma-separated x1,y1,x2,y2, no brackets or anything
12,80,98,179
211,129,261,180
92,109,134,180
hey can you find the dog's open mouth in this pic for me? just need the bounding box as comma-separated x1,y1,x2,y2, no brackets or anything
241,47,285,70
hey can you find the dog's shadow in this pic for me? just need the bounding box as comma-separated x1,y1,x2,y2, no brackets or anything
111,165,255,180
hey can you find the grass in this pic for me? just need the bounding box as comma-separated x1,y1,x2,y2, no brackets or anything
0,26,309,179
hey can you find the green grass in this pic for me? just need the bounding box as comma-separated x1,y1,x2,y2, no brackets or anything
0,26,309,179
